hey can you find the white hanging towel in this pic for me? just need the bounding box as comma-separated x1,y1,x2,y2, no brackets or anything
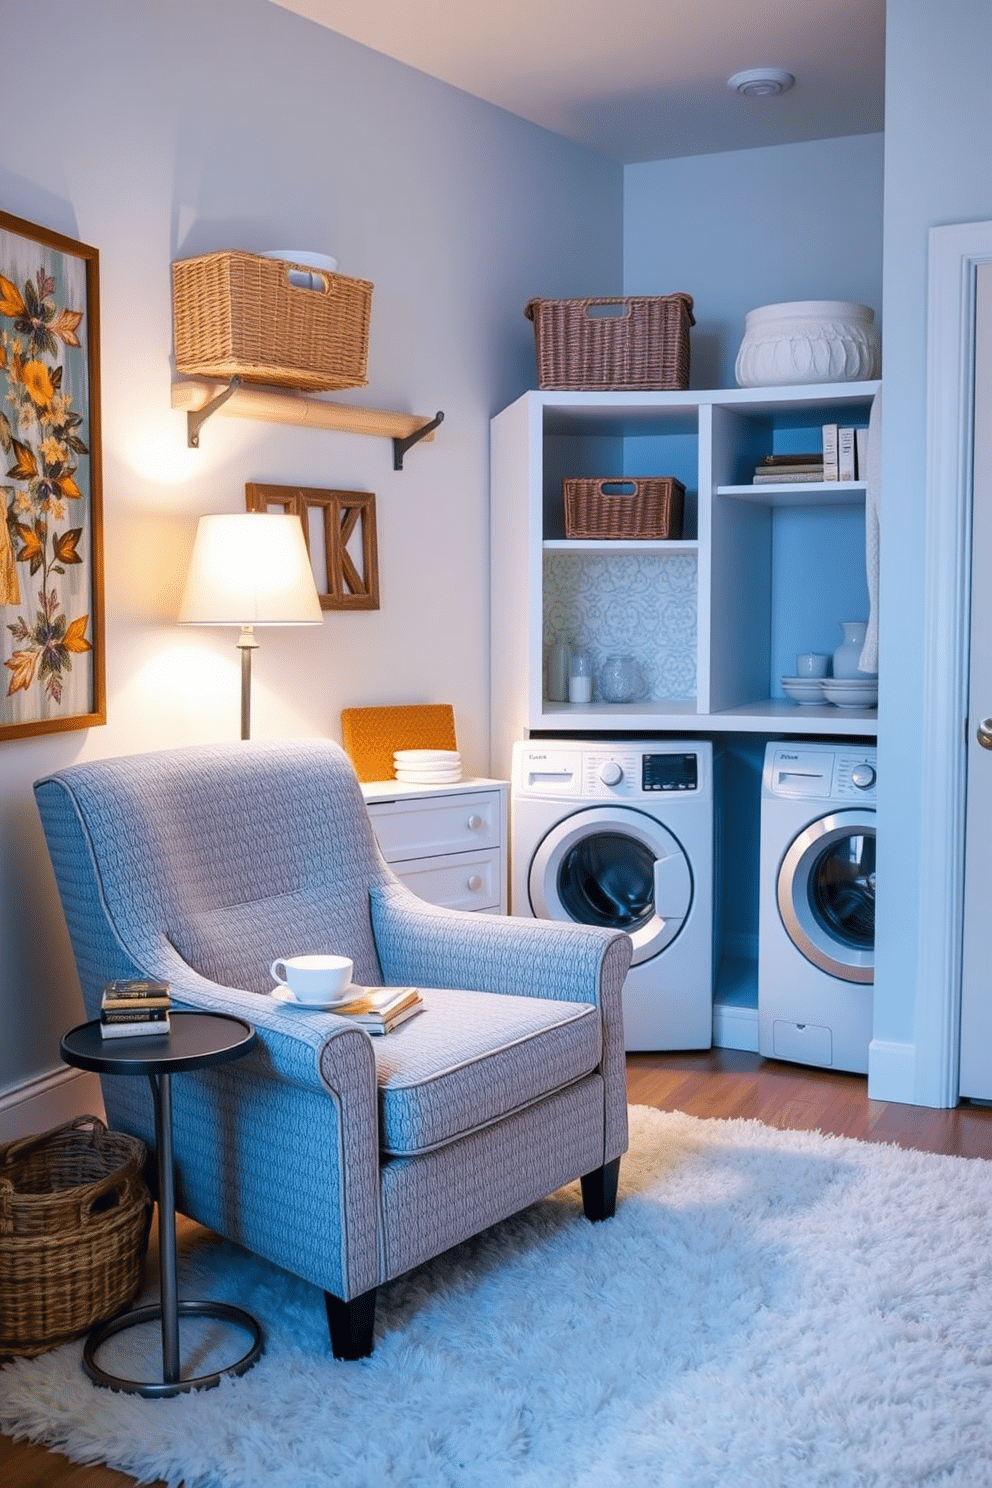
859,389,881,673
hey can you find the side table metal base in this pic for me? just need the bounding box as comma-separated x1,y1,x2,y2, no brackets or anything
83,1299,264,1398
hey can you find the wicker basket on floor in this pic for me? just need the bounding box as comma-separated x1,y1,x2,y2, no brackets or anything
0,1115,151,1357
173,250,374,391
563,476,686,540
525,293,694,390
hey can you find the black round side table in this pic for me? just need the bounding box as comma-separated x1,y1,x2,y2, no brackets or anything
60,1011,263,1398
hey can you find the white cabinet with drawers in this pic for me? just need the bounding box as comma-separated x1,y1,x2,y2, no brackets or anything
361,778,509,914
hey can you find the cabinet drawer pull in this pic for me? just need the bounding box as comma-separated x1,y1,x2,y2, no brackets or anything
467,874,484,891
467,814,483,830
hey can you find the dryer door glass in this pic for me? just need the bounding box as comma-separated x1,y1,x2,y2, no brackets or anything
558,831,655,931
809,832,875,950
777,810,875,984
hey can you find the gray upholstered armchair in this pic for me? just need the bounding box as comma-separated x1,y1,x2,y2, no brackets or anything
34,740,631,1358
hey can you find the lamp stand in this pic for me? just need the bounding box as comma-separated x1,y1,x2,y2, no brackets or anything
237,624,258,741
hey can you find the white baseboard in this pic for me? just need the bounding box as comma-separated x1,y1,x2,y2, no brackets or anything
867,1040,918,1105
0,1065,106,1143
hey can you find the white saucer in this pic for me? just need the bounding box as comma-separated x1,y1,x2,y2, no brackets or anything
394,750,461,764
271,984,354,1010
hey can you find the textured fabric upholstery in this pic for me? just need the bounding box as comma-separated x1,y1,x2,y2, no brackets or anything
34,739,632,1325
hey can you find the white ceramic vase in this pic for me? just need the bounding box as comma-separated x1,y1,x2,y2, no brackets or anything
832,621,870,679
734,300,881,388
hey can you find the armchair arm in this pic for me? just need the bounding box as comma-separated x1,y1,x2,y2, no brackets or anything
109,945,382,1300
370,881,630,1006
370,882,632,1164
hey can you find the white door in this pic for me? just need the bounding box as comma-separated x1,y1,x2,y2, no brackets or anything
959,261,992,1098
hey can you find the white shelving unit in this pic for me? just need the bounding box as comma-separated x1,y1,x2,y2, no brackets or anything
490,380,880,770
490,379,880,1056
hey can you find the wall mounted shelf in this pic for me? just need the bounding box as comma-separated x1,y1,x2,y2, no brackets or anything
172,378,443,468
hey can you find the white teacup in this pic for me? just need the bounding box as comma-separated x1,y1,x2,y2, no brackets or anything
796,652,830,678
270,954,353,1004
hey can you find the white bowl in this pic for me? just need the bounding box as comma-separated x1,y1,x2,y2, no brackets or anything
261,249,339,272
781,677,826,705
822,681,878,709
735,300,880,388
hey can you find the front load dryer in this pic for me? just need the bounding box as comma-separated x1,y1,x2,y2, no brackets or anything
758,742,876,1074
511,739,718,1050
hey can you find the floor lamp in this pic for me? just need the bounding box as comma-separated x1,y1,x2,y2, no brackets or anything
179,512,323,739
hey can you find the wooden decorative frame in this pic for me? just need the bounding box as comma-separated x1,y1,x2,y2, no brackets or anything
245,483,379,610
1,211,105,739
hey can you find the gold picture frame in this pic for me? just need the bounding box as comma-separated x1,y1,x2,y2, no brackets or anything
1,210,105,740
245,482,379,611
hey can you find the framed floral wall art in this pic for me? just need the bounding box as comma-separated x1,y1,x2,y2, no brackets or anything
1,210,105,740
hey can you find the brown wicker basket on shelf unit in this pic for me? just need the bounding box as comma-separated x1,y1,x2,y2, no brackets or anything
0,1115,151,1357
525,293,694,391
563,477,686,541
172,250,374,392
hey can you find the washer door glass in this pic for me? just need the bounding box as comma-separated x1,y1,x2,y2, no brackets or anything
778,810,875,984
528,806,692,966
558,831,655,930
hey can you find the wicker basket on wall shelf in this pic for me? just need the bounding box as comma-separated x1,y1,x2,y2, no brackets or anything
172,249,374,392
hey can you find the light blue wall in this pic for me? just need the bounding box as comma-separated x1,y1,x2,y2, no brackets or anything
0,0,622,1102
873,0,992,1101
624,134,884,389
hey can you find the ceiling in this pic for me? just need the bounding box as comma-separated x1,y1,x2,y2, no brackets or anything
266,0,885,164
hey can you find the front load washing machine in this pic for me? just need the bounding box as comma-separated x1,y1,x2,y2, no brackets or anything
758,742,876,1074
511,739,718,1050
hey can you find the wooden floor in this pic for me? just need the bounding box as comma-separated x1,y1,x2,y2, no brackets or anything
4,1048,992,1486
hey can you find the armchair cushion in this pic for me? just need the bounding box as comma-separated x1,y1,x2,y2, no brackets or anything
367,988,600,1156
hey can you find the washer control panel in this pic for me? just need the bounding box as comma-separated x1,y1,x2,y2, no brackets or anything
514,740,711,801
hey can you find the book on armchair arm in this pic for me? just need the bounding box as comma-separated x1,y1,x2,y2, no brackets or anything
334,986,424,1033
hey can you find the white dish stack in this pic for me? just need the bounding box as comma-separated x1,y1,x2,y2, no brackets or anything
394,749,462,784
780,676,878,709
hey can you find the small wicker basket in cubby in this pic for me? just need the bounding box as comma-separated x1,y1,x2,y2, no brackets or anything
0,1115,151,1357
525,293,694,391
563,476,685,541
172,250,374,392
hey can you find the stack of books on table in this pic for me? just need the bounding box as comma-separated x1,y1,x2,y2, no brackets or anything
333,986,423,1035
100,978,172,1038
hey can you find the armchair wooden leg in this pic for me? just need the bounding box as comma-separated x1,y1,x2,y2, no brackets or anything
581,1157,621,1221
324,1287,377,1359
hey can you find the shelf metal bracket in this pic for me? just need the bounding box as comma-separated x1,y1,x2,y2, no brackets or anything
393,410,444,470
187,376,242,448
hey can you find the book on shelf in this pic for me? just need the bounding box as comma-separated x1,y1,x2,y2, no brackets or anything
821,423,839,482
856,426,869,480
752,467,826,484
333,985,424,1034
838,427,857,482
758,452,824,467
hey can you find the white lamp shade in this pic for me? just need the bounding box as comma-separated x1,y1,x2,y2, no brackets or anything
179,513,323,626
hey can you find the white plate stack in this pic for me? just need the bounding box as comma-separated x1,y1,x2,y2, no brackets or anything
394,749,462,784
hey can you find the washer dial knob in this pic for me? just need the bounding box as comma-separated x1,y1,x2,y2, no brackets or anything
851,762,876,789
599,761,623,787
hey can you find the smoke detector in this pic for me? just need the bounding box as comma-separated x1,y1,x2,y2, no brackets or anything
728,68,795,98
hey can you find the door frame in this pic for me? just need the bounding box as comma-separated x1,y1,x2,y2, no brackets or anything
919,219,992,1105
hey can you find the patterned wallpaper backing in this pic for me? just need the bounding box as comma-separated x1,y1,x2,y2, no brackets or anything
542,552,697,702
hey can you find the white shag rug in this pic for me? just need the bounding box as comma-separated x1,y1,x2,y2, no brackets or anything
3,1104,992,1488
